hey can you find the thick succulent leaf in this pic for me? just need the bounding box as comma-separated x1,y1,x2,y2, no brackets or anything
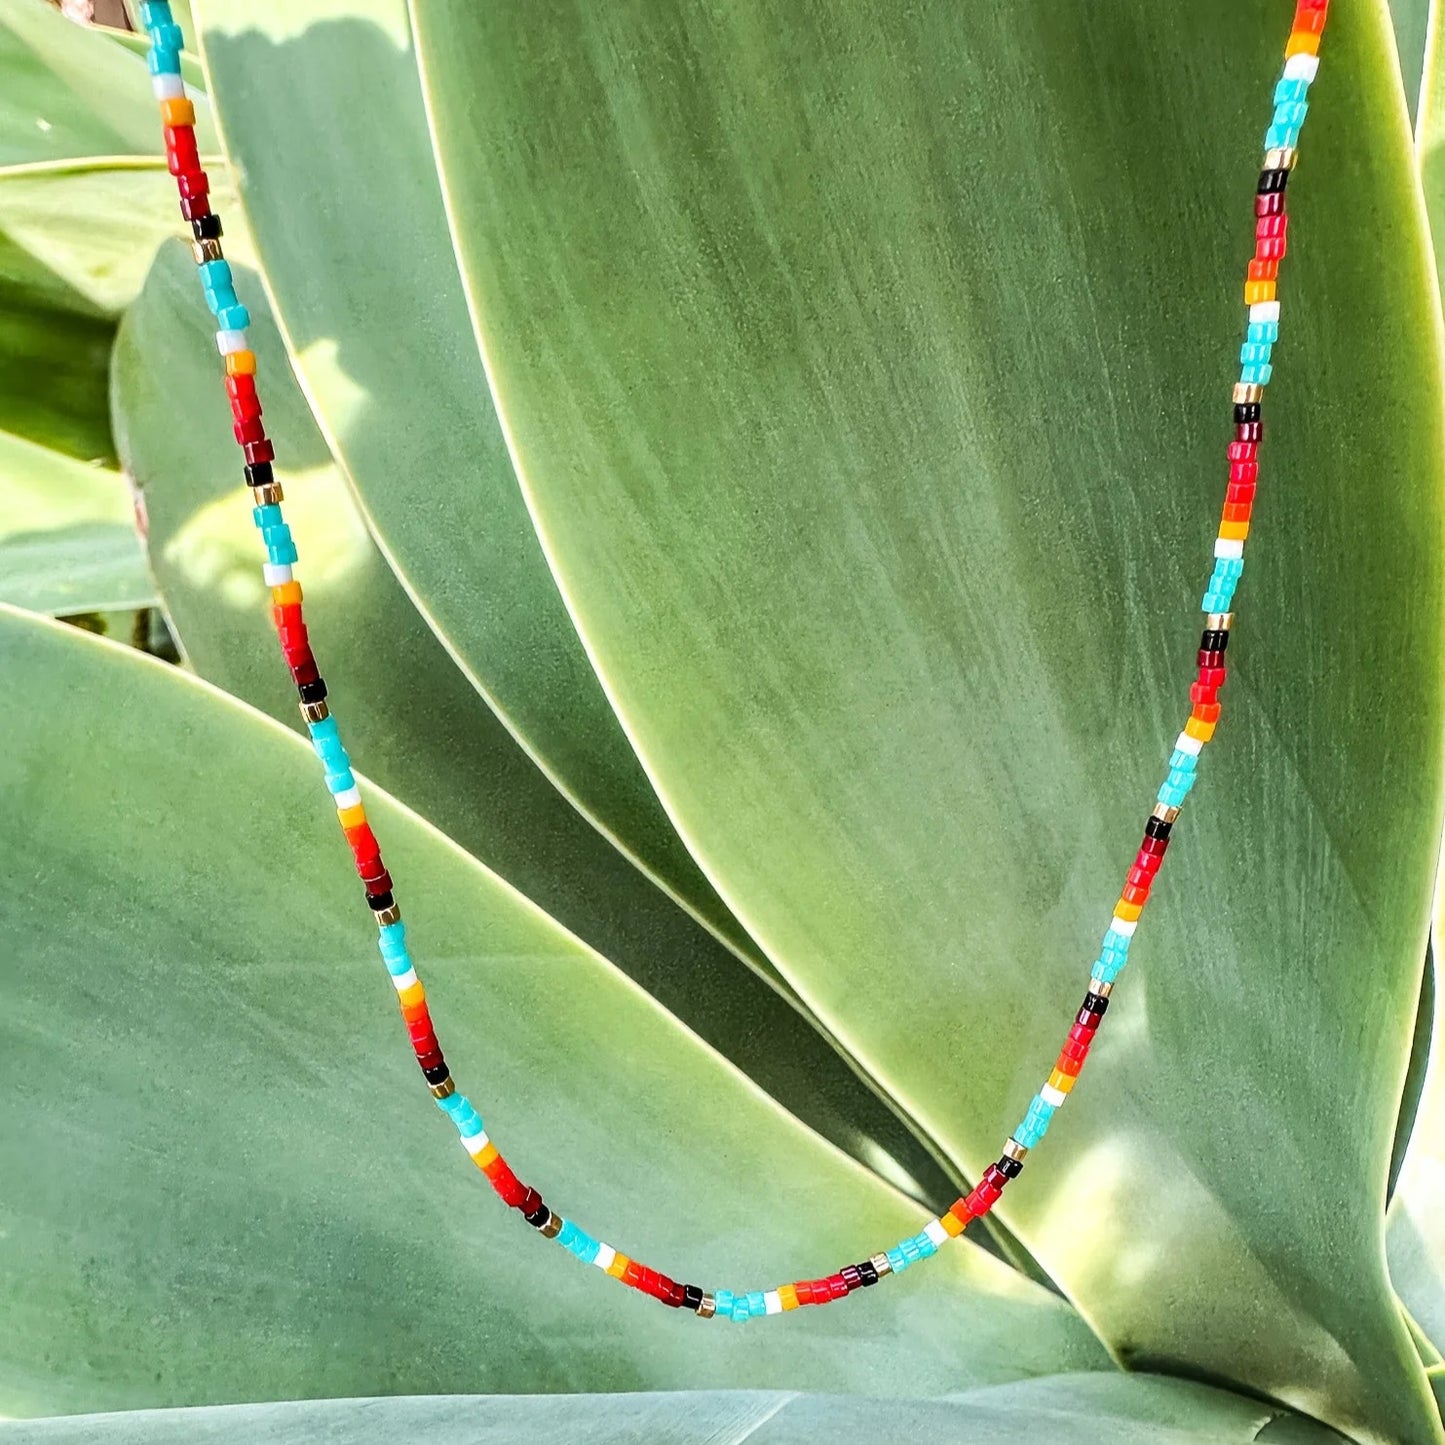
411,2,1445,1440
1392,0,1432,128
0,606,1107,1416
112,238,956,1212
0,0,216,165
0,428,151,613
0,160,211,313
0,1375,1344,1444
1389,944,1445,1363
188,0,761,972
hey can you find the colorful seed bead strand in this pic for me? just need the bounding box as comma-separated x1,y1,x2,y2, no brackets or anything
136,0,1326,1318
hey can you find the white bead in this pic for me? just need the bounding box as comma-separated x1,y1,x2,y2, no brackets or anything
1248,301,1280,323
262,563,292,586
763,1290,782,1315
923,1218,949,1247
1174,731,1203,757
1041,1083,1068,1108
462,1131,490,1156
1109,918,1137,938
1283,53,1319,82
151,73,185,99
333,786,362,810
216,328,249,354
594,1243,615,1271
1214,537,1244,559
390,967,418,992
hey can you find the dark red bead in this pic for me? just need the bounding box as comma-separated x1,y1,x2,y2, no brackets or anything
840,1265,861,1291
518,1187,543,1216
289,655,319,686
179,194,212,221
982,1164,1009,1191
233,416,267,446
1140,834,1168,856
175,168,210,200
1075,1006,1102,1031
1198,659,1226,681
243,439,276,465
230,392,263,423
1254,191,1285,216
1235,422,1263,443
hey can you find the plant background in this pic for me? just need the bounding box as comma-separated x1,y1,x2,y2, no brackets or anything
2,1,1445,1441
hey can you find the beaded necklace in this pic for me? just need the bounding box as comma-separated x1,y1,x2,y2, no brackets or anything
134,1,1328,1320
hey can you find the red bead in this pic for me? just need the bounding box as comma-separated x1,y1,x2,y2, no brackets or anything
1226,440,1258,462
406,1013,435,1043
272,600,302,630
175,168,210,200
243,439,276,465
1255,214,1287,239
1068,1021,1095,1045
1189,681,1219,706
164,125,199,175
1125,866,1152,890
1256,237,1287,261
233,416,267,446
826,1274,849,1300
1060,1033,1091,1059
490,1162,525,1208
1134,846,1162,871
1197,665,1226,689
1229,460,1258,484
346,822,380,860
1226,482,1256,504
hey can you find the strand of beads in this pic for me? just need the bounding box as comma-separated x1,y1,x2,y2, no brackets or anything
135,0,1325,1318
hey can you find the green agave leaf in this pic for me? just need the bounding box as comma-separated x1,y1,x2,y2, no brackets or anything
0,0,216,165
0,427,151,613
187,0,764,975
1391,0,1432,127
411,2,1445,1440
112,236,955,1211
0,1376,1344,1444
0,605,1107,1415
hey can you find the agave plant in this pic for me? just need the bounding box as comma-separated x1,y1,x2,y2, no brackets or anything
3,0,1445,1440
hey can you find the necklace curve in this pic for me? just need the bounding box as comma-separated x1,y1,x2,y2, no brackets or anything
134,0,1329,1321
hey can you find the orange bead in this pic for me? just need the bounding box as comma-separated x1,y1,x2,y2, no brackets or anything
224,349,257,377
160,97,195,126
778,1284,800,1310
1192,702,1222,724
1285,29,1320,57
1048,1067,1078,1095
1055,1052,1083,1078
1221,502,1252,524
1244,280,1277,305
1247,258,1279,281
1114,898,1143,922
270,580,303,607
1218,519,1250,541
1122,882,1149,906
948,1200,974,1231
1184,716,1217,743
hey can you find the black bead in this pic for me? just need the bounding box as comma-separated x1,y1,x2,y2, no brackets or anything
857,1259,879,1286
297,679,328,703
422,1061,450,1085
1233,402,1261,425
683,1284,703,1312
366,890,396,912
1144,815,1173,841
1200,629,1230,653
524,1200,550,1227
191,213,223,240
245,461,274,487
1256,167,1289,194
1083,991,1110,1016
840,1264,861,1291
996,1155,1024,1179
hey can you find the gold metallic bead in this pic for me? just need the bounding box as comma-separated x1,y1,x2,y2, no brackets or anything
1205,612,1234,632
1263,146,1297,171
1232,382,1264,404
252,482,285,506
375,903,402,927
1150,802,1180,824
870,1251,892,1278
697,1294,716,1319
1093,980,1114,998
1002,1137,1029,1162
540,1211,564,1239
191,237,224,264
300,699,330,724
429,1076,455,1099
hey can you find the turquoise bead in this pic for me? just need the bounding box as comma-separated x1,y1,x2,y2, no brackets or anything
325,770,356,795
139,2,174,27
1239,362,1272,386
150,20,184,48
308,716,340,743
1239,342,1272,366
1104,924,1132,951
746,1290,767,1317
216,304,251,331
252,503,283,531
887,1246,909,1273
147,45,182,75
205,286,239,319
1166,748,1197,773
915,1232,938,1258
268,540,299,566
199,260,233,292
380,948,412,977
380,921,406,947
714,1289,735,1314
1246,321,1279,345
731,1297,750,1322
1274,77,1309,105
